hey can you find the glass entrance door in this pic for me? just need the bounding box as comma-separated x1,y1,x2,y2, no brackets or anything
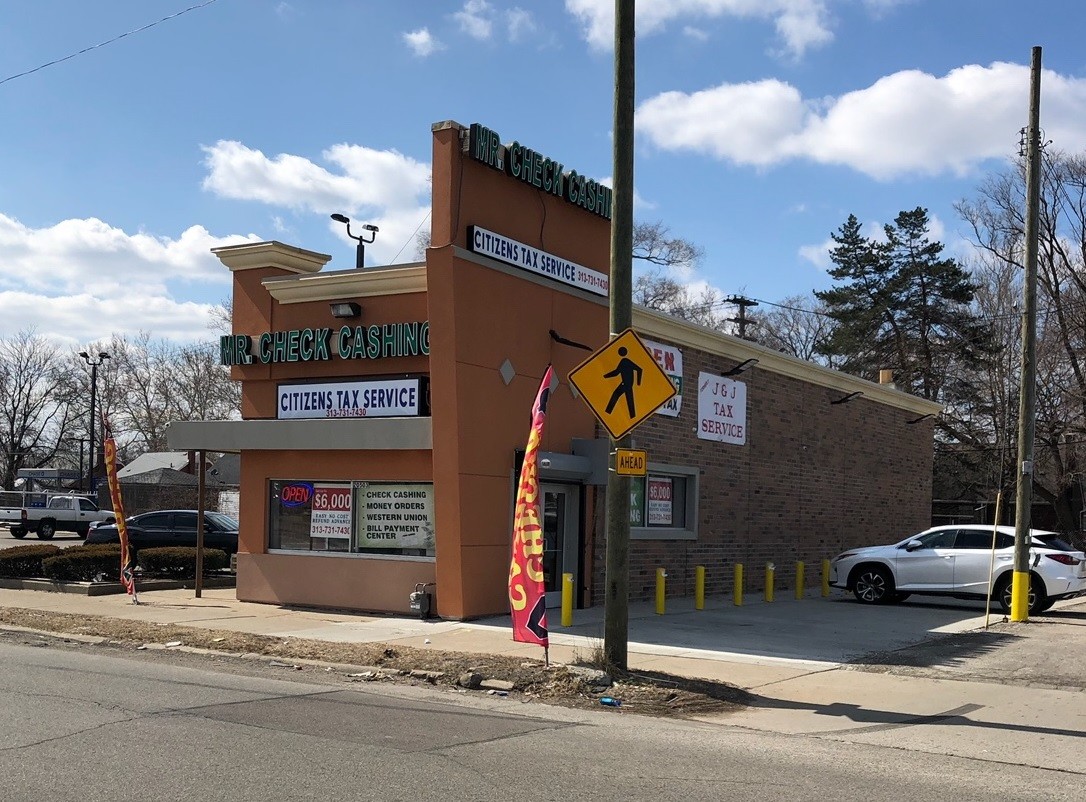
541,484,580,608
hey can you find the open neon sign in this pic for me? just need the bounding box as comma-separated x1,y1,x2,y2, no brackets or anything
280,483,314,507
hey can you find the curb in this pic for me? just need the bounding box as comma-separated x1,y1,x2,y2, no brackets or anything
0,576,237,596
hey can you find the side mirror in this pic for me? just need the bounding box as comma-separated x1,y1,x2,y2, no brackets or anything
904,539,924,552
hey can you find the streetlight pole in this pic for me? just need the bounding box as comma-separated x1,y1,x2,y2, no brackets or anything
79,351,110,492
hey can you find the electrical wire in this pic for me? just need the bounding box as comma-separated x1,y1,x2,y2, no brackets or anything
0,0,222,87
389,210,431,264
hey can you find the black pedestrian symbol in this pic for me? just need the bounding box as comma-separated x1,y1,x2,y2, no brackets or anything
604,346,643,418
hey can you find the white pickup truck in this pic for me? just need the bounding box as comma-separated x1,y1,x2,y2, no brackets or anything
1,495,115,540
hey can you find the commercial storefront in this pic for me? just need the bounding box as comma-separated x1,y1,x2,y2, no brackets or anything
168,120,940,620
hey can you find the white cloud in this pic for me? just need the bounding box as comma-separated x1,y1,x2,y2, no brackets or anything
506,8,537,41
637,63,1086,180
403,28,443,57
597,175,656,213
682,25,710,42
201,141,429,214
454,0,494,40
798,239,833,269
565,0,834,59
275,3,298,22
0,214,255,343
201,140,430,264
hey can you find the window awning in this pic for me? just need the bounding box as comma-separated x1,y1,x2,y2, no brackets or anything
165,417,432,452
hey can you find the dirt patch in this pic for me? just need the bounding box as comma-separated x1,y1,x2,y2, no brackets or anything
0,606,752,718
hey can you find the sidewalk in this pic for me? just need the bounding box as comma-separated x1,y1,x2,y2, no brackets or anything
1,585,1083,773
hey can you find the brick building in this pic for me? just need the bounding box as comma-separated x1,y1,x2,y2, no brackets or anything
168,119,940,620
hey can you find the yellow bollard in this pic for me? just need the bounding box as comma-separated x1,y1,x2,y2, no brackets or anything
733,563,744,606
655,568,667,615
795,561,805,600
821,558,831,597
695,565,705,610
765,562,775,602
1010,571,1030,622
561,572,574,627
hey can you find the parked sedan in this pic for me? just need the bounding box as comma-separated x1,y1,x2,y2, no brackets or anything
831,524,1086,615
86,510,239,555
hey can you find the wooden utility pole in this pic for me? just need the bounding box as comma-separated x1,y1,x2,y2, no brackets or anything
1011,46,1043,622
604,0,635,670
724,295,759,339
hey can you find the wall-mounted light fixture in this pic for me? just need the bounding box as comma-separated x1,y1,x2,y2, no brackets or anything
549,329,593,352
830,390,864,405
906,413,936,425
330,301,362,319
330,213,378,269
723,358,759,377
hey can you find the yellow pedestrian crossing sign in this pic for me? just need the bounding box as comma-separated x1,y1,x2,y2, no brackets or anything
568,328,677,440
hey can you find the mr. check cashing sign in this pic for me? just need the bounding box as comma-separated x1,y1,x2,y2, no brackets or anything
219,322,429,365
568,329,677,440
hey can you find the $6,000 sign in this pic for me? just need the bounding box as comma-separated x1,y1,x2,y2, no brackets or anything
310,484,352,539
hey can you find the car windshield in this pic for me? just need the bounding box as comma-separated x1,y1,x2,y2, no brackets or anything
205,511,239,530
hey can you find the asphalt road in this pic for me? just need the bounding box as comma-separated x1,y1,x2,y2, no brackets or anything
0,633,1079,802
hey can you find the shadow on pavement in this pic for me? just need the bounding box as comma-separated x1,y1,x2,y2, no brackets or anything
852,629,1023,669
747,693,1086,740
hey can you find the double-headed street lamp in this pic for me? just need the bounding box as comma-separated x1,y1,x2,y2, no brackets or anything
79,351,110,492
330,213,378,269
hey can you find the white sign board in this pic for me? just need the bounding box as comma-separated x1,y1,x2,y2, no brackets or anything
642,338,682,417
310,484,352,539
647,477,673,525
697,371,747,445
468,225,609,297
278,379,422,420
355,483,436,550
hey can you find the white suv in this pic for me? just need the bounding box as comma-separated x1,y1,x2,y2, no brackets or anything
830,525,1086,615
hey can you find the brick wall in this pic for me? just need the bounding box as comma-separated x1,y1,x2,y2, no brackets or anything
590,343,933,604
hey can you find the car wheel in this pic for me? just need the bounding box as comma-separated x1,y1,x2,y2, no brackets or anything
36,521,56,540
852,565,895,604
10,527,27,539
995,573,1047,615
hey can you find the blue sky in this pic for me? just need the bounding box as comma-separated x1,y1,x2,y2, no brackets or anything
2,0,1085,347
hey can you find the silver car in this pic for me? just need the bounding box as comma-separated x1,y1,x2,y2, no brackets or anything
830,524,1086,615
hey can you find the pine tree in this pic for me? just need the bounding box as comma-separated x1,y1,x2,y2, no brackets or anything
817,208,992,402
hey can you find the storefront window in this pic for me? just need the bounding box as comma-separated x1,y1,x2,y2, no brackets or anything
630,464,697,541
268,480,436,558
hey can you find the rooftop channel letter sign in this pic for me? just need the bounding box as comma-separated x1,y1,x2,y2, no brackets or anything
568,328,677,440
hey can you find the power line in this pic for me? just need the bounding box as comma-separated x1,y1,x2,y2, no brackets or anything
0,0,222,87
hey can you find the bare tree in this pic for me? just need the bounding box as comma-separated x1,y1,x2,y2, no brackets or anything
0,331,79,488
110,333,181,453
169,342,242,423
633,268,728,329
632,221,704,270
956,148,1086,532
751,295,837,365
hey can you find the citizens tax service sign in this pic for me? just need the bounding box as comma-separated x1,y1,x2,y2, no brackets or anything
278,378,427,419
